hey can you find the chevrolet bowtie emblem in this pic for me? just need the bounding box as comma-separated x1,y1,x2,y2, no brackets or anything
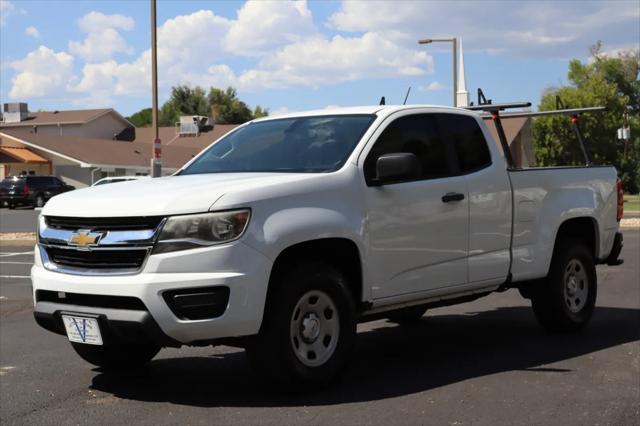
68,230,102,247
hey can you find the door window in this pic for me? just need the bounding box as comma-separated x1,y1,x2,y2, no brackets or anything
364,114,453,184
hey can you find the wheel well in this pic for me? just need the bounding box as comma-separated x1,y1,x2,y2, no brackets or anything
554,217,598,258
267,238,363,307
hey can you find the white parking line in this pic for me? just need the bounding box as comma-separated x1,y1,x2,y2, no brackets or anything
0,366,16,376
0,275,30,279
0,252,33,258
0,261,33,265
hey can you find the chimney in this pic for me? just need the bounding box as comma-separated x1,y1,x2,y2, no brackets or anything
2,103,29,123
456,38,470,107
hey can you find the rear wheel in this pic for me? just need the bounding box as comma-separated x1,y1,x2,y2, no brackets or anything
531,239,597,332
71,342,160,369
8,203,15,209
35,194,45,208
246,262,356,389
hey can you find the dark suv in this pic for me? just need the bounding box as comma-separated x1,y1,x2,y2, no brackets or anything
0,176,75,209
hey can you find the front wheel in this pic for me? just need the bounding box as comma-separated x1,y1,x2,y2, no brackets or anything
531,239,597,332
246,262,356,389
71,342,160,369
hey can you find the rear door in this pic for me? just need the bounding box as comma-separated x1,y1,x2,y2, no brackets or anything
440,114,512,284
362,112,469,299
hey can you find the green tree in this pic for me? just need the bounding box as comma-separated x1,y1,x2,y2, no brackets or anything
159,85,209,126
127,85,269,128
253,105,268,119
208,86,260,124
533,42,640,192
127,108,152,127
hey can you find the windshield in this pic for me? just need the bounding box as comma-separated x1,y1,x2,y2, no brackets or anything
1,178,24,189
180,114,375,175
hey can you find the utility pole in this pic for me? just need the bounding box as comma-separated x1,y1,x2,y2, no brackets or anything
150,0,162,177
418,37,457,107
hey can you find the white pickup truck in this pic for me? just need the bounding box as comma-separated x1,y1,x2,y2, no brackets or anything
32,104,624,388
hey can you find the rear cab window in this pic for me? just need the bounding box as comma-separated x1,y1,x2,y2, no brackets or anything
435,114,492,174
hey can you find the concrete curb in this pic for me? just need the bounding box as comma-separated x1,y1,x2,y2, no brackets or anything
0,240,36,247
0,233,36,247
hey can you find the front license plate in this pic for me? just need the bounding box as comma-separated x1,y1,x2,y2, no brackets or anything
62,315,103,345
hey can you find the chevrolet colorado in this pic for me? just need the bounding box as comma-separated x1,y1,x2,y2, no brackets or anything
32,104,624,387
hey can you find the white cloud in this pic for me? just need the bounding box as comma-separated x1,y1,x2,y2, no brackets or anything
418,82,444,92
0,0,14,27
25,25,39,38
328,1,640,58
68,12,134,61
66,7,433,103
9,46,74,99
226,32,433,89
68,10,233,99
76,11,133,33
156,10,231,71
223,0,317,56
270,106,292,116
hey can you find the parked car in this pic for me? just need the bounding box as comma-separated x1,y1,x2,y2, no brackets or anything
32,105,624,388
92,176,148,186
0,175,75,209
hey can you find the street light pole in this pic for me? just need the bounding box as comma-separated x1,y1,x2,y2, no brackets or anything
150,0,161,177
418,37,458,107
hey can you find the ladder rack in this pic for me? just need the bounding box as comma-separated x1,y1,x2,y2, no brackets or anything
463,89,606,168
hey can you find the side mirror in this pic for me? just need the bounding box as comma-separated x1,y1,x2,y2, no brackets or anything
373,153,421,186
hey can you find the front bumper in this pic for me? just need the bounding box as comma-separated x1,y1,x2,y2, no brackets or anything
34,302,181,347
31,241,273,345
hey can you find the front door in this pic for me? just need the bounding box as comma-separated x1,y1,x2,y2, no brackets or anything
362,112,469,299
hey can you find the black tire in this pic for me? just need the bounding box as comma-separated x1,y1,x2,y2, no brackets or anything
71,342,160,369
387,305,428,324
8,203,15,210
246,262,357,389
531,239,597,332
35,194,45,208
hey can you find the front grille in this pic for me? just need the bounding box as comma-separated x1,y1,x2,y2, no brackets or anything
45,247,148,270
45,215,164,231
36,290,147,310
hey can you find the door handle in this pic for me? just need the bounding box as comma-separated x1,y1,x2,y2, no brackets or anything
441,192,465,203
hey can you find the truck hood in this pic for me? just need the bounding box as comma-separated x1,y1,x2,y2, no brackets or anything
42,173,318,217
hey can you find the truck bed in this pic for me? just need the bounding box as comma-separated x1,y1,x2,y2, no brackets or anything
509,165,619,282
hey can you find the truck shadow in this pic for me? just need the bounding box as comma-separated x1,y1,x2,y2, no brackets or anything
89,305,639,407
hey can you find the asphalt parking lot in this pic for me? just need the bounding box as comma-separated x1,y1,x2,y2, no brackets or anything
0,230,638,425
0,208,40,233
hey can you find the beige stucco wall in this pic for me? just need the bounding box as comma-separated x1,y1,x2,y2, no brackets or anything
2,163,50,179
54,165,94,188
78,113,128,139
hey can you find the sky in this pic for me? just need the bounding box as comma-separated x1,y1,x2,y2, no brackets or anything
0,0,638,117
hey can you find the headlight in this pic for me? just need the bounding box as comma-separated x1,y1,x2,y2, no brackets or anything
153,209,250,254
